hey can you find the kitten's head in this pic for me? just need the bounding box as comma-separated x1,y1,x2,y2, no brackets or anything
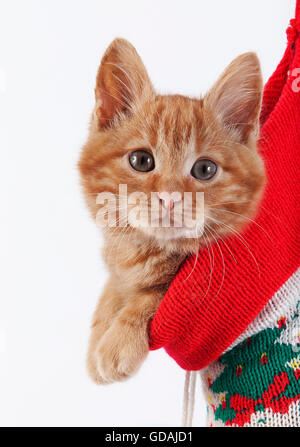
79,38,265,252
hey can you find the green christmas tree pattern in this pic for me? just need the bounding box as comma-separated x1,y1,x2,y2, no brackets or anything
209,305,300,426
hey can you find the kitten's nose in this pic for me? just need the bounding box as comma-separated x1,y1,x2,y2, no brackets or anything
157,192,181,210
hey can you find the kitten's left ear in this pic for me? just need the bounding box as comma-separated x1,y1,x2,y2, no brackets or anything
95,38,154,129
204,52,263,143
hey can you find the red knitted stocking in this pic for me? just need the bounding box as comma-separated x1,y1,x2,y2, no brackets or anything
149,4,300,370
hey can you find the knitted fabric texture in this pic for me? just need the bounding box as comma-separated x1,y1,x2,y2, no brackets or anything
149,3,300,372
201,269,300,427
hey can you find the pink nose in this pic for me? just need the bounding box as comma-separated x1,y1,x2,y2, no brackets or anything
157,192,181,210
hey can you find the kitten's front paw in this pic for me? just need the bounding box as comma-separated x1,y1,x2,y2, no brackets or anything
95,324,149,384
86,353,107,385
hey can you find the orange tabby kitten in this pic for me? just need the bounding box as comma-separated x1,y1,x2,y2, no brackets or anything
79,39,265,384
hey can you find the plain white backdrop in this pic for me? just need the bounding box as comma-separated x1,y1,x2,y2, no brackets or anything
0,0,296,427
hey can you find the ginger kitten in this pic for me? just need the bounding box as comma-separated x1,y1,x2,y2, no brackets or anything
79,39,265,384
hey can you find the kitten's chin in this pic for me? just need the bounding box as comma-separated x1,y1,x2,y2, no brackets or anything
137,225,204,244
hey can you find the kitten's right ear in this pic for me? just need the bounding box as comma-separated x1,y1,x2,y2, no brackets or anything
94,38,154,129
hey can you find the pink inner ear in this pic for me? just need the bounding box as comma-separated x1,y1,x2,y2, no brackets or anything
94,39,155,129
95,63,128,129
96,87,123,128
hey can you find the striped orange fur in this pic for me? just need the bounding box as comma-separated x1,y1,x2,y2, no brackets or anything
79,39,265,384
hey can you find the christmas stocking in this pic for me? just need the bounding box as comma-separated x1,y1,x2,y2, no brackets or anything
150,2,300,427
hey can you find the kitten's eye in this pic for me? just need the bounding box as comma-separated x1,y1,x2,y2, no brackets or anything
129,150,155,172
191,158,217,181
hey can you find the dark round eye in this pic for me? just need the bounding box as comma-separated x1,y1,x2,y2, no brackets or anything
129,150,155,172
191,158,217,181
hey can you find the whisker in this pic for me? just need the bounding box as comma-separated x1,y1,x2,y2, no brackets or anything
183,227,200,282
206,220,237,265
210,207,272,241
204,223,226,296
207,215,261,278
201,230,215,298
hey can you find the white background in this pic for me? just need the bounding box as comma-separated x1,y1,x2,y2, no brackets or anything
0,0,296,427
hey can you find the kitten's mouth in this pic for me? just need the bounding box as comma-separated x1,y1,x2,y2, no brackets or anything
150,214,183,228
138,222,205,241
127,205,205,241
155,227,202,241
